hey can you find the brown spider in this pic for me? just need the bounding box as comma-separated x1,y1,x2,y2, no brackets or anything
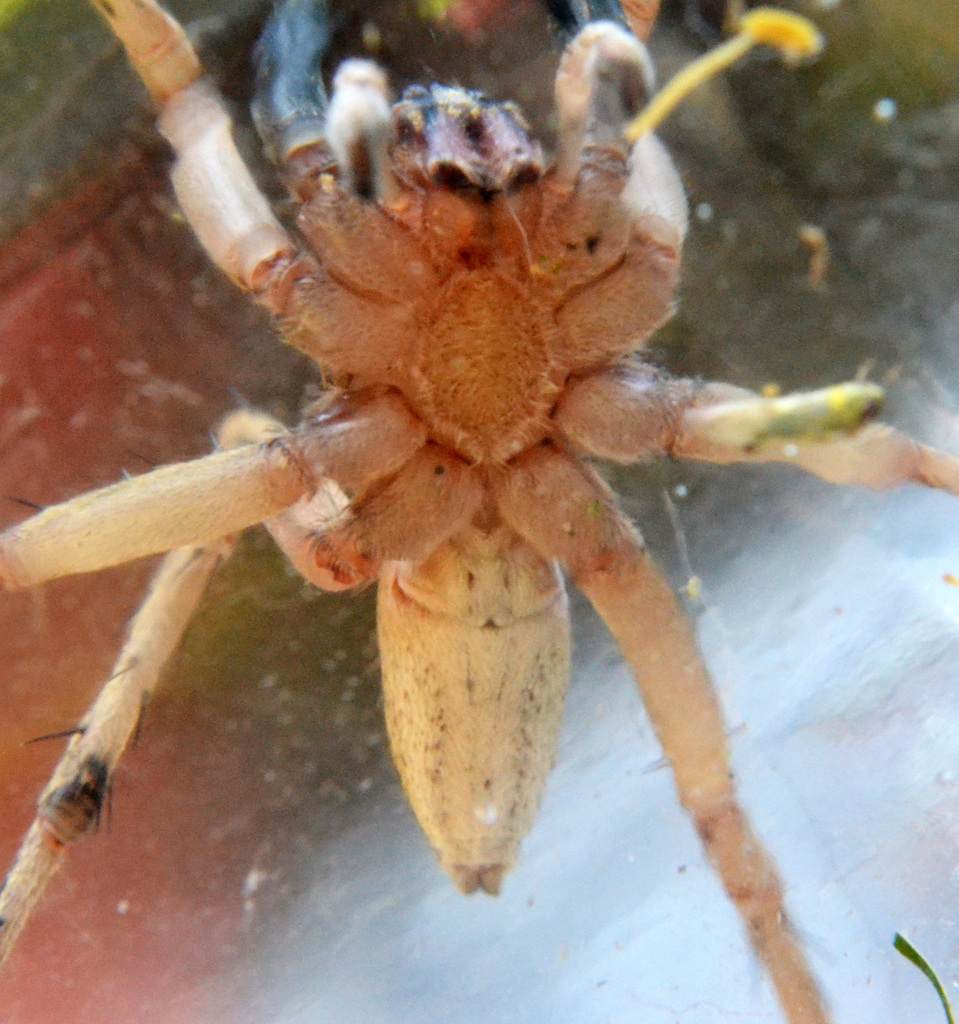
1,0,957,1020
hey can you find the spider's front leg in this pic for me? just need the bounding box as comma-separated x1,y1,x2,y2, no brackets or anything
87,0,301,301
545,0,660,40
492,445,831,1024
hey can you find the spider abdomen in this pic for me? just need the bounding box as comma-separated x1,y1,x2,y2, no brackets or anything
378,525,570,894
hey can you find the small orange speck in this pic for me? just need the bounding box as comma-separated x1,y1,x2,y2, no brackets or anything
943,573,959,587
799,223,830,288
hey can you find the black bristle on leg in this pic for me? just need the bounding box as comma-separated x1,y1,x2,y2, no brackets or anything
251,0,332,164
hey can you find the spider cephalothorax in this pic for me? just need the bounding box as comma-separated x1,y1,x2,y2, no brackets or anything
280,37,681,464
1,4,955,1024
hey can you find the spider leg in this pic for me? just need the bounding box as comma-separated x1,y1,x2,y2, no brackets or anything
493,444,830,1024
0,544,226,967
0,409,286,968
87,0,200,104
267,442,483,589
0,434,312,591
674,383,959,494
0,390,427,592
543,0,660,41
555,365,959,496
554,363,695,459
87,0,298,300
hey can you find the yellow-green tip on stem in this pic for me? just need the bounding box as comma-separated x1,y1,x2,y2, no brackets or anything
893,933,956,1024
689,383,885,451
625,7,824,142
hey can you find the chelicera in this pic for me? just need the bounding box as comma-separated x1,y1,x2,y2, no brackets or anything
2,2,958,1022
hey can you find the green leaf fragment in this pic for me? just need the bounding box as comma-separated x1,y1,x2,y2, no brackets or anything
0,0,34,30
417,0,459,22
894,932,956,1024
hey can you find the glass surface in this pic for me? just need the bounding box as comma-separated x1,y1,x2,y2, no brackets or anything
1,1,958,1022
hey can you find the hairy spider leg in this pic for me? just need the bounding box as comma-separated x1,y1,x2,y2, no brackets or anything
89,0,300,299
554,366,959,496
550,366,959,1018
0,382,432,966
676,386,959,492
0,409,287,966
0,545,227,964
0,441,312,590
492,445,831,1024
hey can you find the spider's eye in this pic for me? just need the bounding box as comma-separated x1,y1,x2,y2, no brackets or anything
431,162,472,189
462,113,485,145
395,115,420,143
506,164,540,190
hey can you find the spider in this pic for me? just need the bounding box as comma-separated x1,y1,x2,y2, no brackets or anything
1,0,958,1020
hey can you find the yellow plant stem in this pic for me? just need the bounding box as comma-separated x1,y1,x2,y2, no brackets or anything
626,7,824,141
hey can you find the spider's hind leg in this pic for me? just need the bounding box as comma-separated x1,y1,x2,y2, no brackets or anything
0,410,286,969
493,445,831,1024
0,543,227,967
88,0,201,103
